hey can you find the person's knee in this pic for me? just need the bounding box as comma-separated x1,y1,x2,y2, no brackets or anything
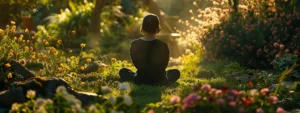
169,69,180,77
119,68,129,75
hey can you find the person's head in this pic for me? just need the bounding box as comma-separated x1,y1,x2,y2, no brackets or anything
141,14,161,35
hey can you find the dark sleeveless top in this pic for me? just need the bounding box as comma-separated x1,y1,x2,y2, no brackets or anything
130,38,169,84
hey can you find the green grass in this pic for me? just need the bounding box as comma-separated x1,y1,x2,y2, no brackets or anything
66,67,240,110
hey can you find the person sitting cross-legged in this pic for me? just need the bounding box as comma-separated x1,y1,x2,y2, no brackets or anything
119,14,180,86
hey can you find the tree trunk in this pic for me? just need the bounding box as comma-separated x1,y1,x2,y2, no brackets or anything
90,0,104,33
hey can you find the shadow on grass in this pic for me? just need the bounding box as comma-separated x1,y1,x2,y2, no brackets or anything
130,82,180,108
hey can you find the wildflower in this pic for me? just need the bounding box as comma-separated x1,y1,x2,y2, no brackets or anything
25,28,29,33
215,90,222,95
248,81,253,88
57,40,62,44
276,107,287,113
11,103,19,111
101,86,112,94
111,58,117,63
35,98,46,108
229,101,236,108
123,95,133,106
200,84,211,92
7,73,12,79
56,86,68,95
80,66,85,71
260,88,269,96
227,95,234,101
88,105,97,112
249,89,259,96
245,99,251,106
80,43,86,48
193,84,200,91
81,82,86,85
221,84,228,92
87,58,92,63
256,108,264,113
72,30,76,35
170,96,181,104
273,43,280,48
183,93,200,108
279,44,284,50
5,63,11,68
118,83,131,91
268,96,278,104
109,95,116,104
148,109,155,113
11,21,16,25
69,49,73,53
26,90,36,99
216,98,225,105
0,29,3,34
57,62,63,67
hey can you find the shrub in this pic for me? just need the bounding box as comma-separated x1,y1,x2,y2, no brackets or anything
179,0,300,69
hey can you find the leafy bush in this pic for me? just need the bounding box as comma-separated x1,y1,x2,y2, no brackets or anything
179,0,300,69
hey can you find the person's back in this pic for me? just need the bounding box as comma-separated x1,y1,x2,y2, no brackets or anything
130,38,169,84
119,14,180,85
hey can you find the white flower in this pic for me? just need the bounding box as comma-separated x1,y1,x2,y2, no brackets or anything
101,86,112,94
249,89,259,96
56,86,68,95
88,105,97,112
123,95,133,106
118,83,131,91
109,95,116,105
36,98,46,108
26,90,36,99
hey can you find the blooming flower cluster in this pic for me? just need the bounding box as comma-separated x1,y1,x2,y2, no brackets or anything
164,84,286,113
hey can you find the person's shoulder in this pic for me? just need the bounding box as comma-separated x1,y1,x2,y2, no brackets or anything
131,38,142,44
156,39,168,46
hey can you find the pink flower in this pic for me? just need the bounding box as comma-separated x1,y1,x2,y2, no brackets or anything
215,90,223,95
273,43,280,48
268,96,278,104
183,93,201,108
201,84,211,92
279,44,284,50
276,107,287,113
260,88,269,96
216,98,225,105
256,108,264,113
170,96,181,104
229,101,236,108
239,108,245,113
148,109,155,113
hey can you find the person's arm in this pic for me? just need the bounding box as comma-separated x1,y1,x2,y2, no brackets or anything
161,43,170,69
130,40,139,69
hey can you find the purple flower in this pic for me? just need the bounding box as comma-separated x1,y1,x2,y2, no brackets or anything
183,93,201,108
256,108,264,113
201,84,211,92
216,98,225,105
170,96,181,104
227,95,234,101
193,84,200,91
